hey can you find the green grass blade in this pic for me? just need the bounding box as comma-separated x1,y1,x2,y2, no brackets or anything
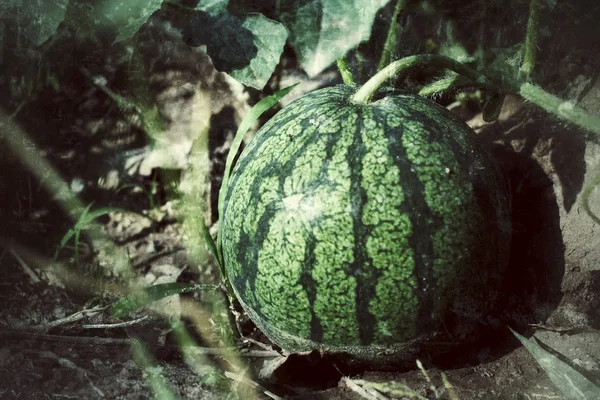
510,328,600,399
110,282,218,319
201,220,220,269
56,206,154,259
216,83,298,265
199,219,236,297
55,203,94,259
337,57,355,85
131,340,179,400
59,203,93,249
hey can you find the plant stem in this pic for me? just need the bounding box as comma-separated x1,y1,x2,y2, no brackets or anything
519,0,540,81
352,54,499,104
352,54,600,136
377,0,405,72
417,74,473,97
519,83,600,134
336,57,355,85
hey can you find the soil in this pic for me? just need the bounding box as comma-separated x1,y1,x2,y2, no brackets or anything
1,3,599,400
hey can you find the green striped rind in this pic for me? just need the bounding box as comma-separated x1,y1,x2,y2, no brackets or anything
221,86,510,353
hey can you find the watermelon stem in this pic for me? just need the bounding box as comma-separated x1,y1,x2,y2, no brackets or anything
518,83,600,135
351,54,499,104
417,74,472,98
377,0,406,72
519,0,540,81
352,53,600,135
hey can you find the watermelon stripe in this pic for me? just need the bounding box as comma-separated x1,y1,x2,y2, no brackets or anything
350,108,376,345
237,90,363,344
378,105,438,335
287,103,359,344
300,229,322,342
358,106,420,343
308,105,360,345
247,105,331,339
394,100,477,316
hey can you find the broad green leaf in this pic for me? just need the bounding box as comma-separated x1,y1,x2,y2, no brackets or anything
183,12,287,89
0,0,67,45
485,44,523,89
182,11,257,71
228,14,288,90
110,283,218,319
510,328,600,399
195,0,229,16
101,0,163,42
65,0,162,42
277,0,392,77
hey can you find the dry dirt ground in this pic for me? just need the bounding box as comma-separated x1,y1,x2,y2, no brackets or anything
1,10,600,400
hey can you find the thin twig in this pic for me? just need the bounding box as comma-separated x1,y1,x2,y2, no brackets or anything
0,327,134,345
342,377,388,400
32,306,107,331
81,315,149,329
582,171,600,225
37,350,96,377
351,379,428,400
529,323,600,335
33,349,107,397
1,326,284,359
223,370,283,400
184,346,280,358
9,247,41,283
80,67,133,111
240,337,277,352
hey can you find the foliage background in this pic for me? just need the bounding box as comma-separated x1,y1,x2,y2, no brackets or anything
0,0,599,399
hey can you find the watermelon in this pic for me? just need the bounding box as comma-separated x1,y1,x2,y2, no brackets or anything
221,85,511,356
